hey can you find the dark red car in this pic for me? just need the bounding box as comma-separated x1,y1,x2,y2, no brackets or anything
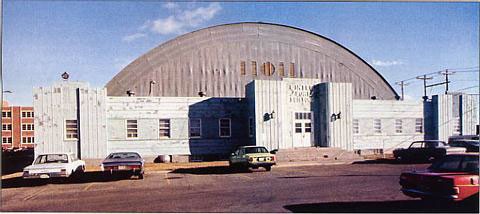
399,153,479,201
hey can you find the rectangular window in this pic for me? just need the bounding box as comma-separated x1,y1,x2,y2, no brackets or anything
159,119,171,138
2,124,12,131
22,123,34,131
126,120,138,138
65,120,78,139
249,118,254,137
219,118,231,137
21,111,34,118
295,112,311,120
251,61,257,76
240,61,246,75
22,137,34,144
189,118,201,138
415,118,423,133
453,117,461,135
279,62,285,76
373,119,382,134
2,111,11,118
395,119,403,133
2,137,12,144
289,63,295,77
353,119,359,134
305,123,312,133
295,123,302,133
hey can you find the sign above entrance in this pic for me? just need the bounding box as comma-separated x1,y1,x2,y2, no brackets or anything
288,84,313,103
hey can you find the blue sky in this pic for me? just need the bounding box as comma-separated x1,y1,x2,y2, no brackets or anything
3,1,479,105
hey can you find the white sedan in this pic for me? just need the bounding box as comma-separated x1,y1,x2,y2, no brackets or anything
22,153,85,179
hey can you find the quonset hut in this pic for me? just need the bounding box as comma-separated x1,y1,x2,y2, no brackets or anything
33,22,478,161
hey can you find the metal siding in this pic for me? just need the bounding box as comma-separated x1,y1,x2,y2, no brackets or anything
460,94,479,135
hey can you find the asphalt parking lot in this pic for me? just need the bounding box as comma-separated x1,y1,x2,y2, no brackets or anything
1,161,478,212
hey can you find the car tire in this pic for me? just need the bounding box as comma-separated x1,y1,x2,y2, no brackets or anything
265,166,272,171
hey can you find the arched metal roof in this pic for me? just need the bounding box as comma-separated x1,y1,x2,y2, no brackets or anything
106,22,398,100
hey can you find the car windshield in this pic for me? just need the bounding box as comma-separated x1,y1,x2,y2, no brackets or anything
429,155,479,173
34,154,68,164
107,153,140,159
244,147,268,154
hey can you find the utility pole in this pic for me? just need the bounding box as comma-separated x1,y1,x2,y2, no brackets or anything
439,69,455,95
416,75,433,101
395,81,409,100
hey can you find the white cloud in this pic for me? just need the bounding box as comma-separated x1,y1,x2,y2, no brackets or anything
371,59,404,67
122,33,147,42
149,3,222,35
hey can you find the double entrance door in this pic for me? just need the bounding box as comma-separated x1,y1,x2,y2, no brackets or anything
293,112,313,148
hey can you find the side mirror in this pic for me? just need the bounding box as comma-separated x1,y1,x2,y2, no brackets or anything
270,149,278,154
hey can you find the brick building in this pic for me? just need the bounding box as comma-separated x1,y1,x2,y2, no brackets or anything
1,101,35,151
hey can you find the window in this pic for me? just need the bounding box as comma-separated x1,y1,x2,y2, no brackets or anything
2,111,11,118
279,62,285,76
2,137,12,144
240,61,246,75
21,111,34,118
453,117,461,135
2,124,12,131
159,119,171,138
22,123,34,131
415,118,423,133
127,120,138,138
289,63,295,77
305,123,312,133
219,118,231,137
295,112,311,120
395,119,403,133
22,137,34,144
65,120,78,139
189,118,201,138
251,61,257,76
373,119,382,134
248,118,254,137
295,123,302,133
353,119,359,134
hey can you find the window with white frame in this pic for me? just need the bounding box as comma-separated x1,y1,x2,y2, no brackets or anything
353,119,359,134
2,124,12,131
415,118,423,133
22,123,34,131
249,118,254,137
453,117,461,135
305,123,312,133
65,120,78,139
158,119,171,138
373,119,382,134
127,120,138,138
22,137,34,144
2,111,11,118
189,118,201,138
21,111,34,118
2,137,12,144
219,118,231,137
395,119,403,133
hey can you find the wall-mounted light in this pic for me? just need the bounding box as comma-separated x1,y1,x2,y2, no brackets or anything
126,90,135,97
330,112,341,122
263,110,275,121
198,91,206,97
269,110,275,119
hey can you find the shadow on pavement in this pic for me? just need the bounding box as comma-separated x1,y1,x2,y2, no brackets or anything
283,199,479,213
353,158,431,165
171,166,255,175
277,174,399,179
1,171,140,189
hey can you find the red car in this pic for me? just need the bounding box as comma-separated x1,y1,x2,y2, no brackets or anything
399,153,479,201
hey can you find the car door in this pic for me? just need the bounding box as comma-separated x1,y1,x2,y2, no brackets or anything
408,142,424,160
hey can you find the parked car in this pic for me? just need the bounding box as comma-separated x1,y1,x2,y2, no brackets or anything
449,135,479,143
393,140,466,163
229,146,276,171
399,153,479,201
448,140,479,152
22,153,85,179
101,152,144,179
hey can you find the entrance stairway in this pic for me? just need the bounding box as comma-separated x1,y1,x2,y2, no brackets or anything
275,147,364,163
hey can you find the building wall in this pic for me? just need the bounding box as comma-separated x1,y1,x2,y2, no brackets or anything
460,94,478,135
352,99,424,152
33,82,107,159
106,97,248,158
2,105,35,150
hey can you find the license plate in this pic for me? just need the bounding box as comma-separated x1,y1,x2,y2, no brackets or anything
40,174,50,179
259,158,265,162
118,166,127,170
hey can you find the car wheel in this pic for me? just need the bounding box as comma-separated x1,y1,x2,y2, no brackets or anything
265,166,272,171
